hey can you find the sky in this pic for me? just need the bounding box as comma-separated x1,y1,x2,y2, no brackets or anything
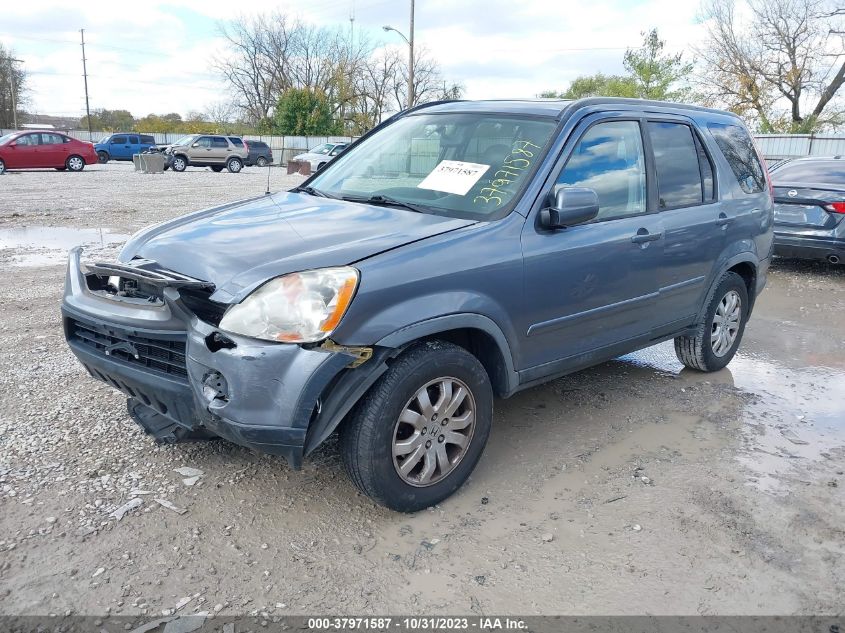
0,0,711,120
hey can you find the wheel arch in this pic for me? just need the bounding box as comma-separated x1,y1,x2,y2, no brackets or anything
376,314,520,397
699,253,759,322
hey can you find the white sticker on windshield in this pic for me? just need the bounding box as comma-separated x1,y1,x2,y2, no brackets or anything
417,160,490,196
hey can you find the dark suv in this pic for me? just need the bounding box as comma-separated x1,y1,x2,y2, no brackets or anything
245,140,273,167
62,98,773,512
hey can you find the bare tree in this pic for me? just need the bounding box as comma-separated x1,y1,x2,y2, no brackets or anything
205,101,236,130
0,44,27,129
697,0,845,132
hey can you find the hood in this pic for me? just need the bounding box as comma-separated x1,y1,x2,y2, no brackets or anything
293,152,325,161
120,191,476,302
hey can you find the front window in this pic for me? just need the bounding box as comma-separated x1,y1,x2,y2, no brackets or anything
308,113,558,219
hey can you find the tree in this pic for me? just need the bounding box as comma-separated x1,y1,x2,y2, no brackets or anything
540,30,690,101
541,74,638,99
697,0,845,132
0,44,27,129
273,88,341,135
623,29,693,101
80,109,135,132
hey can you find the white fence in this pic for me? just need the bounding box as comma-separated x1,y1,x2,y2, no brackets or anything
752,134,845,160
0,129,358,165
4,128,845,163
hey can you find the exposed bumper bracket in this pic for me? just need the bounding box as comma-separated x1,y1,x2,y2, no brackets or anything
320,339,373,368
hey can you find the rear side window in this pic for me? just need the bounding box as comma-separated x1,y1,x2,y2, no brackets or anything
112,135,127,144
228,137,244,147
708,123,766,194
41,133,65,145
212,137,228,148
648,122,707,209
128,135,139,144
772,160,845,185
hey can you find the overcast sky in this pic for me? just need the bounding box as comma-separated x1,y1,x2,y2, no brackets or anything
1,0,709,119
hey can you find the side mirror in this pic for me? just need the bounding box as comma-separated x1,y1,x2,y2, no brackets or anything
539,186,600,229
192,142,200,148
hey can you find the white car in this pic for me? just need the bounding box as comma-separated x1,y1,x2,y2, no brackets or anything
291,143,348,172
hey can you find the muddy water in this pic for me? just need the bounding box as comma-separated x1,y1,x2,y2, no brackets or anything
0,225,129,267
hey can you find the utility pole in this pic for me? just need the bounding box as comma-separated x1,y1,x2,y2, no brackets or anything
8,57,23,130
80,29,92,137
408,0,415,109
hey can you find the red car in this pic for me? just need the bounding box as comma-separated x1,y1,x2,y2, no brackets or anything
0,130,98,174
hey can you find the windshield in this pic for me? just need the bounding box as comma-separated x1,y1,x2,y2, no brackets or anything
773,160,845,186
308,113,558,219
309,143,333,155
0,133,17,145
173,135,198,146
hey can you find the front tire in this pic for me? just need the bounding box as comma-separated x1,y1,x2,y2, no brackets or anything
674,271,749,372
66,155,85,172
171,155,187,172
210,166,223,172
227,157,243,173
340,341,493,512
97,151,109,164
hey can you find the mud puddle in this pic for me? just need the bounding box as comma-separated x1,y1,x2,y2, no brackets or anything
0,225,129,267
620,341,845,494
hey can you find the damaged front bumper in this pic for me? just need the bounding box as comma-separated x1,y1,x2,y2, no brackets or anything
61,247,388,469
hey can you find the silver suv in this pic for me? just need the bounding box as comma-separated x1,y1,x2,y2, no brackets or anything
166,135,249,173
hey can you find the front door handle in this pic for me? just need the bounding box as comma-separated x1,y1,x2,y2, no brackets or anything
716,213,733,226
631,229,662,244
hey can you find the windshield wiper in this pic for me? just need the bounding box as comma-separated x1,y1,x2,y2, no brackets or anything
341,194,429,213
292,185,336,198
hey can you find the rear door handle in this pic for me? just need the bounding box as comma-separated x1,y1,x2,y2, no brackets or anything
716,213,733,226
631,229,662,243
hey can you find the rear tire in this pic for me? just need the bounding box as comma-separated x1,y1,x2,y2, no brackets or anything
66,155,85,172
227,157,243,173
97,151,109,164
256,156,268,167
0,158,5,175
340,341,493,512
674,271,749,372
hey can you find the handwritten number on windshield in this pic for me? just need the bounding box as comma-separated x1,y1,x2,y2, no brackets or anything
473,140,541,207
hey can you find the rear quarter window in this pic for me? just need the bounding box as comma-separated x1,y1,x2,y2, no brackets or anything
140,135,156,144
707,123,766,194
228,137,244,147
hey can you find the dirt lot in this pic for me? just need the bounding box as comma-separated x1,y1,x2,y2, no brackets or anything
0,163,843,618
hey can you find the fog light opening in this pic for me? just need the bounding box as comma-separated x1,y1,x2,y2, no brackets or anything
202,371,230,403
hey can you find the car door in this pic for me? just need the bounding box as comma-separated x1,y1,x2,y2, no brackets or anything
109,135,130,160
645,118,724,329
38,133,69,167
127,135,141,157
519,117,664,370
5,133,41,168
210,136,231,163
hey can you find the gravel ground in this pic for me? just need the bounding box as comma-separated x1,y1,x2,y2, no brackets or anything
0,163,843,619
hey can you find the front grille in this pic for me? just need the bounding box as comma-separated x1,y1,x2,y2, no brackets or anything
69,319,188,379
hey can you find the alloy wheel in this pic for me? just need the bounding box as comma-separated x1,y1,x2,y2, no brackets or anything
711,290,742,357
392,377,477,487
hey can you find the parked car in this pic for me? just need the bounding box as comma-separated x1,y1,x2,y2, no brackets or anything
163,134,249,173
768,156,845,264
94,134,158,163
0,131,98,174
291,142,348,171
245,140,273,167
61,98,773,511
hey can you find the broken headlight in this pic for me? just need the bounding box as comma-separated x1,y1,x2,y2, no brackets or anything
218,267,359,343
